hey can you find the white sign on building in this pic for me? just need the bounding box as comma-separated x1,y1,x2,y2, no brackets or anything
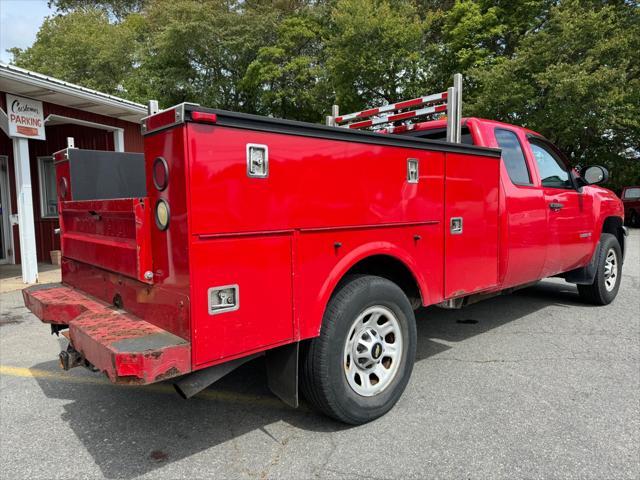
6,94,45,140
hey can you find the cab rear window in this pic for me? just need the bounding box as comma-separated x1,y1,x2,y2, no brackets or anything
495,129,532,186
412,127,474,145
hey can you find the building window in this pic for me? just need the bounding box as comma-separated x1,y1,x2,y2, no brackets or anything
38,157,58,218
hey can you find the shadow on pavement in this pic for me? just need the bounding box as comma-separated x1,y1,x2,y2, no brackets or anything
414,280,585,359
29,279,584,479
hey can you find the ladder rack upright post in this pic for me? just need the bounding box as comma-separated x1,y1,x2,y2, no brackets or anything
453,73,463,143
446,86,456,143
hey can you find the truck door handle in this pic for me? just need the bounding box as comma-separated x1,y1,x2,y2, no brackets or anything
549,202,564,211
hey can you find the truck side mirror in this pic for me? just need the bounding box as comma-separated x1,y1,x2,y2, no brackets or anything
581,165,609,185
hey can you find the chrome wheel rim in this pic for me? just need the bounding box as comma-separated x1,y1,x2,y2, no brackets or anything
604,248,618,292
343,305,403,397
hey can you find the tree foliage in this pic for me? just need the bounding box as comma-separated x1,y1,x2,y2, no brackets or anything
326,0,428,111
124,0,280,110
9,0,639,188
242,15,329,121
467,0,640,185
8,9,137,93
47,0,146,21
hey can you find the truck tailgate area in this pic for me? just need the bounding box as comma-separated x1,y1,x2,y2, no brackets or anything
23,283,191,384
59,198,153,285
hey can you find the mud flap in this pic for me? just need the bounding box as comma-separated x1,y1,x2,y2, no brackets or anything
563,240,602,285
173,353,261,399
265,342,299,408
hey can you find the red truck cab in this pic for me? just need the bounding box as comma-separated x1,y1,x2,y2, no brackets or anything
23,79,626,425
398,117,626,292
621,186,640,227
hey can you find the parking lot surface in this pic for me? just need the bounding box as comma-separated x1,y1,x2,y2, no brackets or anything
1,230,638,479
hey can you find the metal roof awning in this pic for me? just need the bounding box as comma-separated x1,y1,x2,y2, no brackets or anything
0,63,146,123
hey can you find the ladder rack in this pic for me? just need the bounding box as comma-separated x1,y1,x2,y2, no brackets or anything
327,73,463,143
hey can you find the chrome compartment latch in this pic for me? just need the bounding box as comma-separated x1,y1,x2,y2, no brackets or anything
208,284,239,315
407,158,419,183
247,144,269,178
450,217,463,235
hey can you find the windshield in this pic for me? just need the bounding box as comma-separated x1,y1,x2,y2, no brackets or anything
623,187,640,199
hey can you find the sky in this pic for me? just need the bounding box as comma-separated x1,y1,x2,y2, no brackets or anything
0,0,54,63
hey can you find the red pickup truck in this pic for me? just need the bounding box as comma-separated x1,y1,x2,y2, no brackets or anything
621,186,640,226
23,78,626,425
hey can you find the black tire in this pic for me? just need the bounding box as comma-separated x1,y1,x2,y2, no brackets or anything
630,210,639,228
301,275,417,425
577,233,622,305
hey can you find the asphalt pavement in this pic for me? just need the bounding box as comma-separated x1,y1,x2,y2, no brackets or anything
1,230,638,479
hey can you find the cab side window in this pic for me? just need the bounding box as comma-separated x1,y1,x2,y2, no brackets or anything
495,128,532,186
530,141,573,189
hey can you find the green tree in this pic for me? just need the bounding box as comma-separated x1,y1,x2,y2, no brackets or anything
430,0,556,92
326,0,428,113
124,0,283,110
9,9,138,95
242,15,329,122
48,0,146,21
468,0,640,190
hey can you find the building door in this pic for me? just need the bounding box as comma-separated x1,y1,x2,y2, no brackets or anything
0,156,13,264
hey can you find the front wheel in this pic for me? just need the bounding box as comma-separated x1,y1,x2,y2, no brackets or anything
577,233,622,305
301,275,417,424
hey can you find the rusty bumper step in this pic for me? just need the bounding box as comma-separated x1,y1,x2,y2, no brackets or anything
23,283,191,384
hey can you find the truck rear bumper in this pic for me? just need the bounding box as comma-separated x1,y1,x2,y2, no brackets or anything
23,283,191,384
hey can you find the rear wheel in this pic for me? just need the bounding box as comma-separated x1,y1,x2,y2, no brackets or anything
301,275,416,424
577,233,622,305
629,210,639,228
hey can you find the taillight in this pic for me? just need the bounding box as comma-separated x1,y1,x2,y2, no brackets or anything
152,157,169,191
191,111,217,124
143,108,177,134
155,199,170,230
